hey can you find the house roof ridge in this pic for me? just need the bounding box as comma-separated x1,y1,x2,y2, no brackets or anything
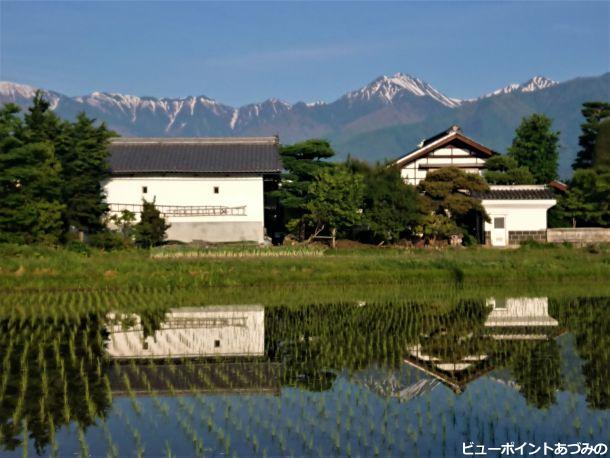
110,136,279,145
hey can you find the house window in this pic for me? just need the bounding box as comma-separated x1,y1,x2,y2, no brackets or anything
493,217,505,229
214,339,221,348
142,186,148,194
213,186,219,194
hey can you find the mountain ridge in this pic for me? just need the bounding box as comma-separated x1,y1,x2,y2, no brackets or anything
1,72,608,177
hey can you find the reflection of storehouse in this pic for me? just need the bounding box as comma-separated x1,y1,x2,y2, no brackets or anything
392,125,557,247
107,306,265,358
484,297,559,340
104,137,282,243
107,306,281,395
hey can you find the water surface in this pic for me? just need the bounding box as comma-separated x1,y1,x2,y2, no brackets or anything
1,296,609,456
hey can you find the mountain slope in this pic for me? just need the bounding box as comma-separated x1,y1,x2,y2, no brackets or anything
331,73,610,177
1,73,608,177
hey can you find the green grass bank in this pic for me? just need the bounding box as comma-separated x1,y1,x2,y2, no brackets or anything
1,243,608,294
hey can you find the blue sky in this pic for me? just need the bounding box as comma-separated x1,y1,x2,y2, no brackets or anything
1,1,608,106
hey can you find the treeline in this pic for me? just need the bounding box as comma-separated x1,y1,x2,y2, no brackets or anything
274,141,490,246
0,93,608,249
0,93,113,245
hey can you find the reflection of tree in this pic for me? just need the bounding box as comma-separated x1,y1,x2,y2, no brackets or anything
0,315,111,454
551,297,610,409
139,308,169,340
418,300,489,361
265,301,470,391
509,340,562,409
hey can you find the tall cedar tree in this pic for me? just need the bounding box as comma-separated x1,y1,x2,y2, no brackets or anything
23,91,115,235
274,139,335,240
306,167,364,248
134,199,171,248
572,102,610,170
0,103,65,244
417,167,489,241
593,117,610,169
508,114,559,184
62,114,114,233
347,159,421,243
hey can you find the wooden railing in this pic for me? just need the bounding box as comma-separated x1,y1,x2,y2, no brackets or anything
108,203,246,217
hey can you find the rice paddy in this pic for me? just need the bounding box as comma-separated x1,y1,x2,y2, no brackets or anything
0,291,609,457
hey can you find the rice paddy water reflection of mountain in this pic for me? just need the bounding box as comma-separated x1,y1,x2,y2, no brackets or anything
1,297,609,456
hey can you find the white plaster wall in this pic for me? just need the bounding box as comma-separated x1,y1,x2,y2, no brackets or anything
400,147,485,186
103,176,264,224
482,200,556,232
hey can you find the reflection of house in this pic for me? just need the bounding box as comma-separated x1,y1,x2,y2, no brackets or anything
391,125,557,247
107,305,265,358
404,344,492,393
107,305,281,395
403,297,560,392
485,297,559,340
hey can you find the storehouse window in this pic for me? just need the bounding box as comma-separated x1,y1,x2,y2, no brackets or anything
142,186,148,194
493,217,505,229
214,186,219,194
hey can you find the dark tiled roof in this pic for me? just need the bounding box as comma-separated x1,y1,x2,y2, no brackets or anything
108,137,282,175
472,188,556,200
422,125,461,146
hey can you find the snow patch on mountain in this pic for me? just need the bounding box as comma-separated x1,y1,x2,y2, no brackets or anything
481,76,558,99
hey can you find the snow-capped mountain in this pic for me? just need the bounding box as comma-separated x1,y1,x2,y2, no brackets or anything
343,73,461,108
0,74,466,137
1,72,603,176
480,76,558,99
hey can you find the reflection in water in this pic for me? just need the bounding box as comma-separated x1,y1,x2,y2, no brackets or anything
106,305,279,396
1,296,608,456
107,305,265,358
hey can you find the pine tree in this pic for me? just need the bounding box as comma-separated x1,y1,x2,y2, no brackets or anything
572,102,610,170
134,200,171,248
508,114,559,184
273,139,335,240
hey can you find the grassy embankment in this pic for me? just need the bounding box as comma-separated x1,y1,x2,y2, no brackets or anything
0,243,609,313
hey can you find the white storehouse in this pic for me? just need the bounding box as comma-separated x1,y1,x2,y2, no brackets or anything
393,125,557,246
104,137,282,243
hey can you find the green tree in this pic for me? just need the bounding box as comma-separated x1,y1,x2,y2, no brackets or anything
347,160,421,243
109,209,137,244
593,117,610,168
573,102,610,170
60,113,114,234
483,155,534,185
555,168,610,227
306,167,364,248
508,114,559,183
0,104,65,244
417,167,489,242
274,139,335,240
134,200,171,248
